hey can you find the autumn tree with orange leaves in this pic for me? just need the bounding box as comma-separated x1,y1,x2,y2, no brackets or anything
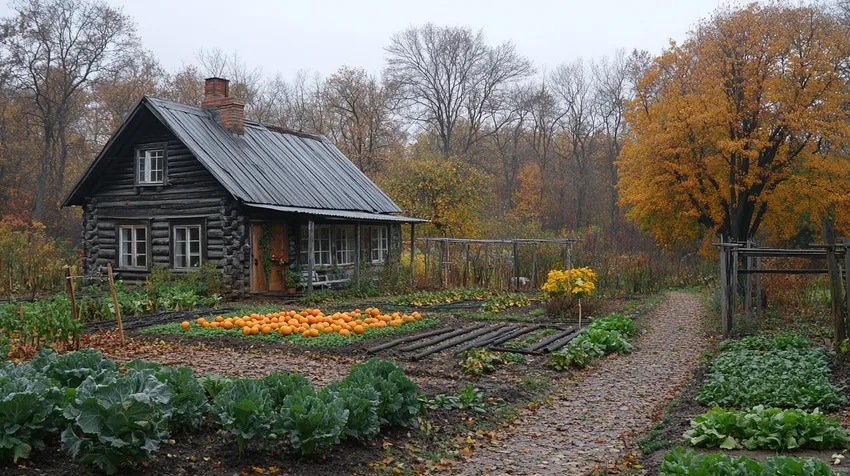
618,4,850,244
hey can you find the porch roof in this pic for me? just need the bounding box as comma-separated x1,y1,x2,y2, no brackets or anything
244,203,429,223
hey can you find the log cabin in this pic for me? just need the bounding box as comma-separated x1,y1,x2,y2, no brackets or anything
63,77,425,295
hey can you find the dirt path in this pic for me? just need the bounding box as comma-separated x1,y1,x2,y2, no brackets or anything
457,291,708,476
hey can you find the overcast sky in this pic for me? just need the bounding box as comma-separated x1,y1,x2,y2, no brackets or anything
2,0,729,78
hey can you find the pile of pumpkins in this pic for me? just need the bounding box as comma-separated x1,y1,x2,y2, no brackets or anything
181,307,423,339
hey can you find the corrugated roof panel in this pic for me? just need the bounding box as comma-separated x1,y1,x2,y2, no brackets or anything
244,203,428,223
146,97,402,214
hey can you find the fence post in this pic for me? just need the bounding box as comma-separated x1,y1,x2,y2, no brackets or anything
719,242,729,338
756,255,762,318
844,237,850,339
463,242,469,288
106,263,124,345
512,240,519,292
355,222,362,287
745,241,753,329
531,242,538,290
823,218,846,348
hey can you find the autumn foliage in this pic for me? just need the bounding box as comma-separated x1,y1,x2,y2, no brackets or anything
618,4,850,244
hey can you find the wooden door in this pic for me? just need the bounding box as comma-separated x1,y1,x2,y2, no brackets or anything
251,223,289,292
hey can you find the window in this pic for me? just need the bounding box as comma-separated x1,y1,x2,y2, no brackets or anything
370,226,388,263
173,225,202,269
335,226,356,265
137,147,165,184
300,225,331,267
118,225,147,268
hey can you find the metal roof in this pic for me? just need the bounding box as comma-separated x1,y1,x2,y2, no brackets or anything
146,97,401,213
64,96,403,214
244,203,428,223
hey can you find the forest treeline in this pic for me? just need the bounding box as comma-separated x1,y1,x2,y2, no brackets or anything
1,0,849,253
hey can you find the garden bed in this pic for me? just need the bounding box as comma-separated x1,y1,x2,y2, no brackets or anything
638,332,850,475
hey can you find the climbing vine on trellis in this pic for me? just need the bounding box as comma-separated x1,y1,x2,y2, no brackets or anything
259,223,273,287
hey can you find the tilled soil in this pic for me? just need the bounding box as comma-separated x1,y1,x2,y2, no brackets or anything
454,291,709,476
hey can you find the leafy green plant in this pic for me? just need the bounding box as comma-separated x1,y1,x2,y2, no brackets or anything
696,347,845,410
685,405,850,450
719,332,812,352
328,384,381,442
428,384,487,414
548,313,635,371
61,371,172,475
198,373,233,401
0,373,66,462
460,348,512,375
345,358,425,428
125,361,209,431
275,387,348,455
391,288,499,307
660,447,837,475
263,372,314,406
31,348,118,388
637,419,671,455
211,379,275,457
480,293,530,313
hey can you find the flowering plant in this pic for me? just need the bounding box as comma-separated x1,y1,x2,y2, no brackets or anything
542,267,597,300
271,253,288,267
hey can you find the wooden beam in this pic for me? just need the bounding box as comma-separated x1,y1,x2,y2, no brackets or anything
409,223,415,287
823,218,846,347
307,220,314,294
738,268,829,275
355,222,361,287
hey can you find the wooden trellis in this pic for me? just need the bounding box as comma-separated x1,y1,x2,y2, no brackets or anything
420,238,580,291
715,218,849,346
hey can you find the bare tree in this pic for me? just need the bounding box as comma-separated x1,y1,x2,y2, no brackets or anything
385,23,532,157
1,0,139,224
552,59,599,229
197,49,264,119
323,66,404,176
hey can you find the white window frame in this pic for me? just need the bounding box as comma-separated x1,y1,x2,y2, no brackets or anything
335,226,356,265
118,225,148,269
173,225,202,270
137,147,165,185
370,226,389,263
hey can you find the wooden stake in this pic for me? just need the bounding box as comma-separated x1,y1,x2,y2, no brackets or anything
106,263,124,345
531,242,538,290
463,242,469,288
823,218,846,348
65,267,78,322
756,255,762,317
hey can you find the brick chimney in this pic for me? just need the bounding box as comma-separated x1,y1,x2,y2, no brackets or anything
202,77,245,135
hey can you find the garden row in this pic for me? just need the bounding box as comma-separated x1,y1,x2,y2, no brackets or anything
659,333,847,475
144,306,440,346
0,265,224,356
0,348,424,475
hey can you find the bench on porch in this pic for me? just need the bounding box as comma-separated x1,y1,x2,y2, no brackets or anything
302,269,349,289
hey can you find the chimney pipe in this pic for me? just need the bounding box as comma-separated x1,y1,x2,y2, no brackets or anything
202,77,245,135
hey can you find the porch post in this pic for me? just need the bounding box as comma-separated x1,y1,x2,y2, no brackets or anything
307,220,314,294
409,223,415,287
355,222,362,287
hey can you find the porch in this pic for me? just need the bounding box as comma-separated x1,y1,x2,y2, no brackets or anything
244,203,426,294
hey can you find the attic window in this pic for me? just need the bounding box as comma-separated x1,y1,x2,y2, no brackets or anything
136,146,165,185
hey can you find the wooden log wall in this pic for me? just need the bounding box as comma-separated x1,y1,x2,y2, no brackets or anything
81,114,249,295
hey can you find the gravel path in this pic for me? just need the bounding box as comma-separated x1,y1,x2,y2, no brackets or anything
457,291,708,476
